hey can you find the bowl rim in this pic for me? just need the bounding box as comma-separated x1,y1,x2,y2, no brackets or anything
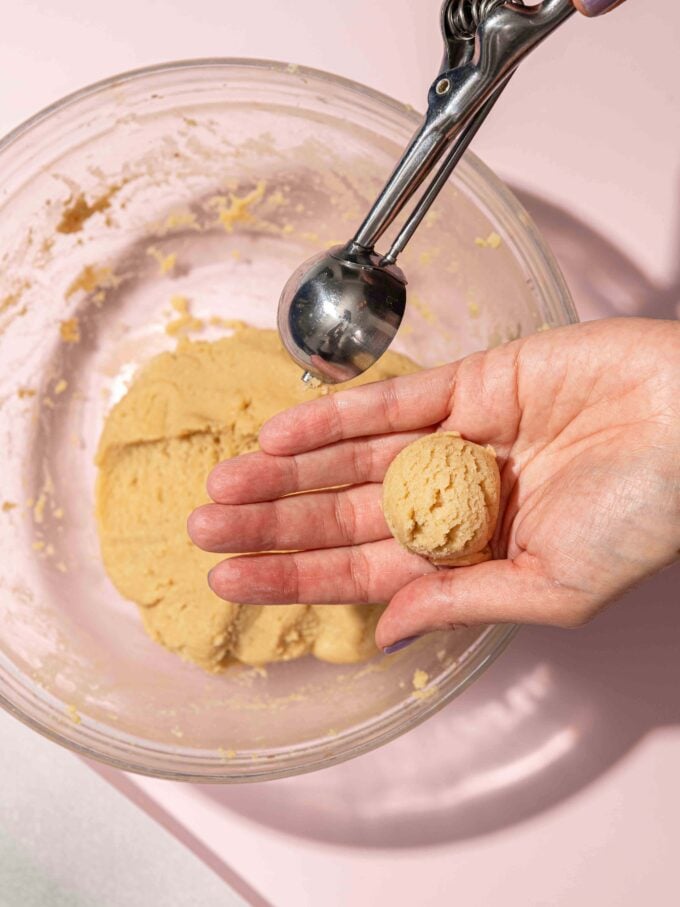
0,57,575,782
1,56,424,157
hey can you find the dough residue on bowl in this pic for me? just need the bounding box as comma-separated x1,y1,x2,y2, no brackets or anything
95,325,418,672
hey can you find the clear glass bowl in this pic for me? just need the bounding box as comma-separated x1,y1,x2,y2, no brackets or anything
0,60,576,781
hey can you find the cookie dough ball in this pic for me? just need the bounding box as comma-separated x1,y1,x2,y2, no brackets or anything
382,432,500,566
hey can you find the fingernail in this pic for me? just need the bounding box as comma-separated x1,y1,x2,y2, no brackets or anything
207,566,226,591
383,636,419,655
578,0,623,16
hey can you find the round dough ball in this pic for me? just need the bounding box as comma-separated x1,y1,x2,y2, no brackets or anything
382,432,500,566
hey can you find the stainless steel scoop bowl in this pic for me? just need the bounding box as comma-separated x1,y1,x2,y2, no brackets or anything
277,242,407,384
277,0,576,383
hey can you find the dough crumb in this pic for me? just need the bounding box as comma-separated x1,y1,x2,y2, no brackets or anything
411,294,437,324
59,318,81,343
1,292,20,313
147,246,177,275
67,704,81,724
57,186,119,234
208,316,248,331
213,182,266,233
418,249,439,266
267,191,287,207
474,231,502,249
54,379,68,395
412,669,429,691
33,494,47,524
66,264,118,299
162,211,199,233
2,501,17,512
165,296,204,336
413,687,437,700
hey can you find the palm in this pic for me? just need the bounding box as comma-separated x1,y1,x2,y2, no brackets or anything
189,318,679,645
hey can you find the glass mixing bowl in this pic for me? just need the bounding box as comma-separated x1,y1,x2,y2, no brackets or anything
0,60,576,781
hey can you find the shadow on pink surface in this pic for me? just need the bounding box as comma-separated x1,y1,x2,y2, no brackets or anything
198,565,679,848
515,186,680,323
195,191,680,848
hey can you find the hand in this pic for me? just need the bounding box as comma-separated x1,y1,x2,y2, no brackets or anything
188,318,680,651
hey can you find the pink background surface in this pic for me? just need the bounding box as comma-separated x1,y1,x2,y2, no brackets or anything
3,2,678,905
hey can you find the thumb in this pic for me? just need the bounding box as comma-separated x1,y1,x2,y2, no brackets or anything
376,558,592,652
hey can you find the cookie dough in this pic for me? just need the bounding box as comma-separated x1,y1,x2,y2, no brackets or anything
95,325,417,671
382,432,500,566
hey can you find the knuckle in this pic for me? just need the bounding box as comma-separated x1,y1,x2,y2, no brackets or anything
268,501,285,549
379,380,402,431
347,546,372,602
325,395,345,442
287,455,301,494
351,440,371,483
333,493,357,544
283,556,302,601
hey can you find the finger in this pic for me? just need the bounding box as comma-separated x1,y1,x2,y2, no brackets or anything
207,539,436,604
258,364,457,455
206,430,430,504
376,555,594,650
189,484,388,553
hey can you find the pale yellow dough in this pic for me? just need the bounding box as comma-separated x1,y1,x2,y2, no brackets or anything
382,432,500,566
95,325,417,671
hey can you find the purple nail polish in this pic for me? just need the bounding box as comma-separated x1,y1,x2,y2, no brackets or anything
579,0,621,16
383,636,419,655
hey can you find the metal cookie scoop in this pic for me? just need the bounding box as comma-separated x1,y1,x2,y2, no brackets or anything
277,0,576,384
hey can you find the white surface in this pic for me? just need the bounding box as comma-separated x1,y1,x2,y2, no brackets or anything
1,2,678,906
0,710,246,907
